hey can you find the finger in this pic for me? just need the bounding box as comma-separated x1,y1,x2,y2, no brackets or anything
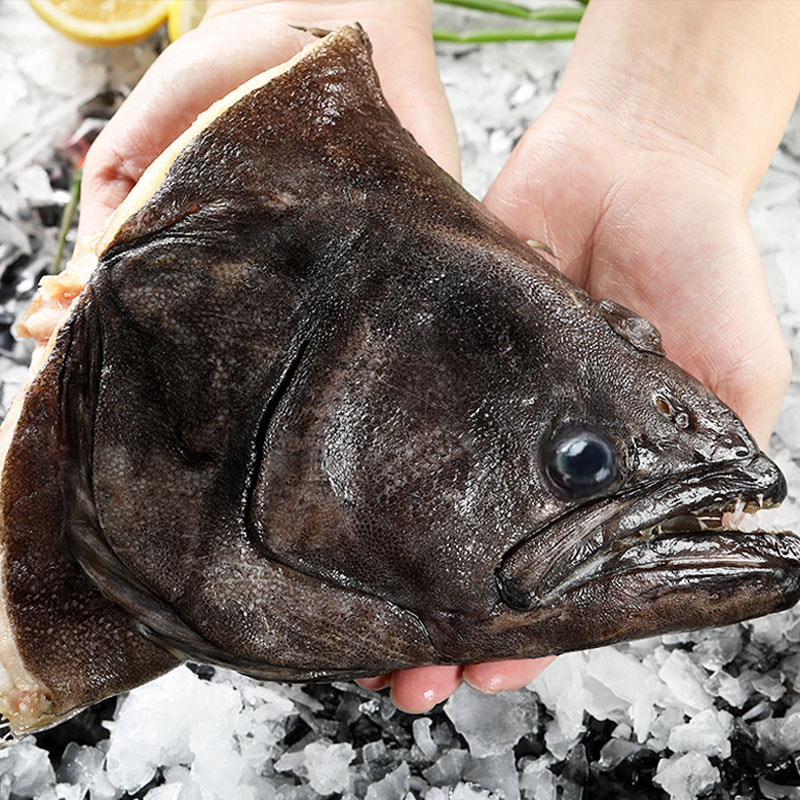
389,665,462,713
463,656,555,694
356,673,392,691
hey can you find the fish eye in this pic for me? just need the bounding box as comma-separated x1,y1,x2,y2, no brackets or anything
544,427,618,499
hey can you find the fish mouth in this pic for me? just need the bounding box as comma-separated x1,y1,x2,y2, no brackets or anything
496,452,800,625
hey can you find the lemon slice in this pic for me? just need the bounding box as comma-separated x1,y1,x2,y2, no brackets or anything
167,0,207,41
28,0,170,46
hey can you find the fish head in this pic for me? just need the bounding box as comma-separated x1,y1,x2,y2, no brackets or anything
45,24,800,677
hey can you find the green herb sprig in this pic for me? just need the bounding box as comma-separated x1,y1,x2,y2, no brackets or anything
433,0,584,43
53,168,81,275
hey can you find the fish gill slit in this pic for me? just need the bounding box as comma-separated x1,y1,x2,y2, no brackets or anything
244,338,311,516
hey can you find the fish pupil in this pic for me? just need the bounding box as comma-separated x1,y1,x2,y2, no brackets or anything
546,429,617,498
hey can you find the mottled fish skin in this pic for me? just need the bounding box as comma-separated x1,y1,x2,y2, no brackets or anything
3,25,800,729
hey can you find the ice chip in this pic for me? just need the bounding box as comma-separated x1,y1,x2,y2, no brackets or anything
274,749,305,775
691,626,744,671
365,762,410,800
706,669,751,709
57,743,106,798
85,767,120,800
488,129,513,157
556,778,583,800
444,685,537,758
0,737,56,798
463,751,519,800
509,81,536,107
586,647,653,705
647,706,686,752
597,739,641,770
581,676,627,721
742,699,771,723
106,666,243,792
450,784,493,800
51,785,82,800
303,741,355,795
531,653,587,742
13,164,52,205
667,709,733,758
749,611,796,650
654,753,719,800
423,749,468,787
759,777,800,800
755,714,800,759
191,745,245,798
543,718,582,762
751,672,787,702
162,764,203,800
631,698,658,743
413,718,438,760
658,650,713,715
362,740,389,765
519,757,557,800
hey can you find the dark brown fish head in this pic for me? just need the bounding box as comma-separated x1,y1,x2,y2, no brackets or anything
58,24,799,673
5,27,799,736
483,292,799,659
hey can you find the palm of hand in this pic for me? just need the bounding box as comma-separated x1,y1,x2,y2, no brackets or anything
485,107,790,449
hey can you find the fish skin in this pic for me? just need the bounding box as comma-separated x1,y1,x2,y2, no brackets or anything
2,24,800,731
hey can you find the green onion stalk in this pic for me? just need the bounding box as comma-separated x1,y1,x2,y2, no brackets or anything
433,0,584,42
53,168,82,275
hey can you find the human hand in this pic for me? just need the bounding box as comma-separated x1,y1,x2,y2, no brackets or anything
484,0,800,450
484,102,790,449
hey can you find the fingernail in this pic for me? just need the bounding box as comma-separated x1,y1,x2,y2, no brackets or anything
463,675,503,695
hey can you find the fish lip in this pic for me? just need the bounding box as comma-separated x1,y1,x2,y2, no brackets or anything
497,452,797,611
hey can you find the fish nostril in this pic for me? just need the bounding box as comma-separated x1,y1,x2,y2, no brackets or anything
655,396,672,416
653,393,695,431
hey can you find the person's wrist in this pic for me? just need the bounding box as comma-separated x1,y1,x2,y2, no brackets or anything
550,0,800,206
